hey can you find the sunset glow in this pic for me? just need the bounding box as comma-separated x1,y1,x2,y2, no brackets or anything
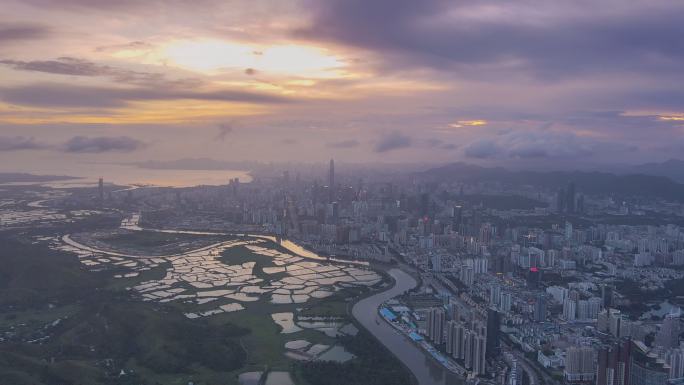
164,40,346,76
2,3,684,384
0,0,682,165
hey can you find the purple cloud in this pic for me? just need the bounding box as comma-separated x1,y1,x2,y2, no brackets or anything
0,23,49,43
374,131,412,152
299,0,684,78
0,136,48,151
464,139,502,159
95,41,151,52
0,83,296,108
0,57,202,87
62,136,145,153
327,139,360,148
463,130,622,161
426,138,458,150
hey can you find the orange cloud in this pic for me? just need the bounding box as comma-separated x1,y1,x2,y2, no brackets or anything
449,119,488,128
659,115,684,121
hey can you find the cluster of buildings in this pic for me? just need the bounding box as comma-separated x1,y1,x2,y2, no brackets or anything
423,305,500,376
87,160,684,385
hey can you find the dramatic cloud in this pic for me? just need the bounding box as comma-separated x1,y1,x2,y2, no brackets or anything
327,139,360,148
426,138,458,150
508,146,549,159
95,41,152,52
20,0,229,11
464,139,502,159
0,83,295,108
0,57,201,87
374,131,412,153
464,131,605,160
426,138,442,147
0,136,48,151
0,23,49,43
0,0,682,165
1,57,116,76
19,0,146,9
62,136,146,153
300,0,684,78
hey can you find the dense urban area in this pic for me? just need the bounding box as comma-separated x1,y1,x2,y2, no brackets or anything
2,160,684,385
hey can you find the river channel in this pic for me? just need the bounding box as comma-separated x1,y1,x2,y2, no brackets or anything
352,268,463,385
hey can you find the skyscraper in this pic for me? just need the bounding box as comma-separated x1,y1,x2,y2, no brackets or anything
427,307,445,345
602,284,614,308
499,292,512,312
631,342,668,385
486,308,500,359
656,313,681,350
451,322,466,360
565,346,595,382
328,159,335,189
609,309,623,337
98,177,104,205
665,346,684,380
446,320,457,355
452,205,463,232
464,329,475,369
557,187,566,212
527,267,541,289
490,284,502,306
534,294,547,322
566,182,576,213
563,299,577,321
473,334,487,375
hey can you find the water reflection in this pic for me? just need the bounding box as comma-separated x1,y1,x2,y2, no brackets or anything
271,312,302,334
264,371,295,385
238,372,262,385
352,268,464,385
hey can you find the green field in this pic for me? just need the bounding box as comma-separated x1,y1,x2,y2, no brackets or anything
0,231,411,385
74,229,228,256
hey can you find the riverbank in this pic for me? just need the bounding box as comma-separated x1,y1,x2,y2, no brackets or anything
351,267,463,385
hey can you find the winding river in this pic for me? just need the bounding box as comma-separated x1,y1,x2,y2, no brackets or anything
352,268,463,385
68,216,460,384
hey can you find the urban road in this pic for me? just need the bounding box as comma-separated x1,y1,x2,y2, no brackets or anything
352,268,464,385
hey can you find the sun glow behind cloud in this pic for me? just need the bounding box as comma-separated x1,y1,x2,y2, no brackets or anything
163,40,345,77
0,100,267,125
449,120,488,128
658,115,684,121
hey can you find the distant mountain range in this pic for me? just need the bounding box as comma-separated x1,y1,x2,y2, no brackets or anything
418,162,684,202
624,159,684,183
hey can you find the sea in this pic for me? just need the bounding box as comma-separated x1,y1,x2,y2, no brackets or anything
0,162,252,188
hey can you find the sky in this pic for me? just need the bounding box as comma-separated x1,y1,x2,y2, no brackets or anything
1,0,683,172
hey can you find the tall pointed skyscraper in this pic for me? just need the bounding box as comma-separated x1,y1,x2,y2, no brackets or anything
329,159,335,189
328,159,335,203
98,177,104,206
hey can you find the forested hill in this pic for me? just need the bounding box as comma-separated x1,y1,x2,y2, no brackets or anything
417,162,684,202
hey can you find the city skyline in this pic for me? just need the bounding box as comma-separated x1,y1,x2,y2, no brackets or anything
2,2,684,385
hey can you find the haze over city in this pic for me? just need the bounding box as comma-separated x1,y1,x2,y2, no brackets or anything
2,2,684,385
